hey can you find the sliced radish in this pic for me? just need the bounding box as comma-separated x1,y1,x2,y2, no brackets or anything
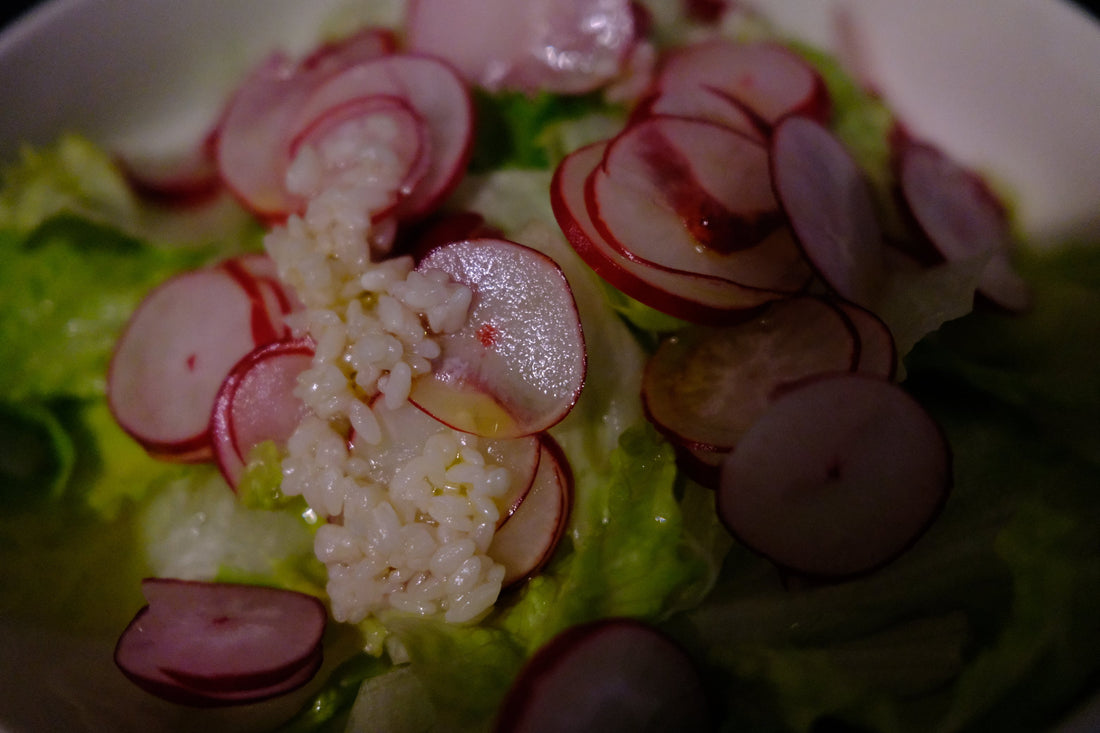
771,115,888,309
351,397,541,525
642,295,858,452
296,27,398,75
291,53,474,220
406,0,637,94
117,130,223,207
835,300,897,380
211,338,315,490
632,86,766,142
493,618,711,733
221,252,304,333
488,434,572,587
590,115,783,262
551,141,790,324
107,266,283,461
410,238,586,439
717,372,952,578
652,39,830,128
894,137,1031,312
287,94,431,221
114,578,326,706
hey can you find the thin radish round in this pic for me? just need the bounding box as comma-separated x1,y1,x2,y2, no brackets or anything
589,115,785,263
552,141,790,323
410,238,586,439
493,617,711,733
771,115,888,309
894,137,1031,312
488,434,572,587
652,39,831,127
717,372,952,578
114,578,326,706
107,266,284,461
642,295,859,452
632,86,767,142
211,338,314,490
835,300,897,380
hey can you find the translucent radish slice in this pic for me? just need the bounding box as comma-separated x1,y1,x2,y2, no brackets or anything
895,138,1031,312
411,238,586,439
406,0,636,94
296,27,398,75
287,94,431,221
835,300,897,380
493,618,711,733
487,434,572,587
351,397,541,525
771,115,888,309
292,54,474,220
590,115,784,262
114,578,326,706
642,295,858,451
632,86,767,142
107,267,279,461
653,39,830,127
717,372,951,578
211,338,314,490
551,141,788,324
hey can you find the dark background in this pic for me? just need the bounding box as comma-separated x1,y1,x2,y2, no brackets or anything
2,0,1100,31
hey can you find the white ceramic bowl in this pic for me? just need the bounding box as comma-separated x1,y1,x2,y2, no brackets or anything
0,1,1098,731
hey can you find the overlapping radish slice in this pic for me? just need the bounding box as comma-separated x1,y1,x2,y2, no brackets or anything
114,578,326,706
351,398,541,525
211,338,314,490
552,141,794,323
591,115,783,259
643,295,858,454
771,115,889,309
488,434,572,587
493,618,711,733
649,39,830,128
291,54,474,221
410,238,585,439
835,300,897,380
894,136,1031,312
717,372,951,578
117,127,223,207
406,0,637,94
287,94,431,222
107,259,296,462
632,85,766,142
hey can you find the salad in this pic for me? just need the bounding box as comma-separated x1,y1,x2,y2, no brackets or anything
1,0,1099,731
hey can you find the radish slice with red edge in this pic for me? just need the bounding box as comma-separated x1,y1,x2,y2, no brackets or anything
894,136,1031,312
835,300,897,380
632,85,767,142
117,129,223,207
493,617,712,733
107,265,285,461
406,0,637,94
296,27,398,75
351,397,541,525
292,53,474,221
287,94,431,222
590,115,784,262
114,578,326,706
211,338,314,490
488,434,572,586
717,372,952,578
410,238,586,439
651,39,831,128
771,115,888,309
642,295,859,453
551,141,789,324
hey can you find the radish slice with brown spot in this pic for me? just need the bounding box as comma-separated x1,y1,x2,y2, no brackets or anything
552,141,790,324
642,295,858,452
107,266,283,461
211,338,314,490
894,137,1031,312
493,617,711,733
488,434,572,587
652,39,831,127
114,578,326,706
411,238,586,439
717,372,951,578
771,115,889,309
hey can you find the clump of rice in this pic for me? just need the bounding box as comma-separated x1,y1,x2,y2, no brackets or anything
264,120,508,624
